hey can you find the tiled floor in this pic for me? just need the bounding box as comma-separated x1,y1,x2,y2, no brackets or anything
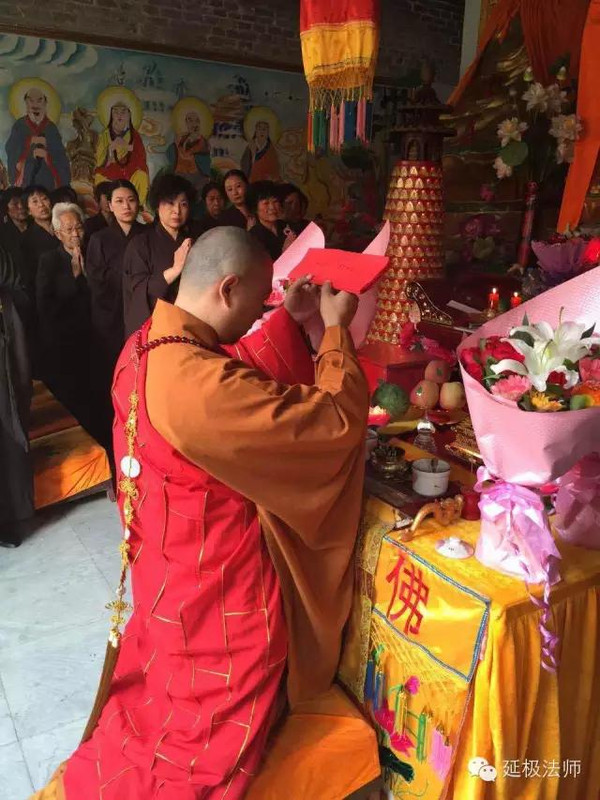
0,495,124,798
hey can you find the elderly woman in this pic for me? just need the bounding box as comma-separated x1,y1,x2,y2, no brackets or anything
196,180,226,233
36,203,111,457
123,174,200,336
248,180,296,260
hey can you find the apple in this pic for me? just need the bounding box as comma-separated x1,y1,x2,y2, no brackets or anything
424,359,452,385
440,382,466,410
410,379,440,409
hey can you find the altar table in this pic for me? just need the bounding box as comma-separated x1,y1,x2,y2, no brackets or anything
339,458,600,800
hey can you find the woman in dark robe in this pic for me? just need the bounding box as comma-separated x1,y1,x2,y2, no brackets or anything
83,181,112,250
248,180,296,260
122,174,199,337
0,242,33,547
36,203,109,455
195,181,226,234
20,185,58,307
1,187,28,238
279,183,310,235
87,179,145,377
217,169,251,229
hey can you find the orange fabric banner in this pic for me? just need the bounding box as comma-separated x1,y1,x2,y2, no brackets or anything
558,0,600,231
450,0,588,107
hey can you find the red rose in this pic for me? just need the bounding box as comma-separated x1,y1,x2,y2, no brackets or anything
461,347,484,381
481,336,525,364
547,370,568,387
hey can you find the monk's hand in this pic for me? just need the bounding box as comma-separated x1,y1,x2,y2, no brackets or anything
320,281,358,329
164,238,192,285
284,275,320,324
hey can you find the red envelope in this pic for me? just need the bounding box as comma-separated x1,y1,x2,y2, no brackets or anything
288,248,389,294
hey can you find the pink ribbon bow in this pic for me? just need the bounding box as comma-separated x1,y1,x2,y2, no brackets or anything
475,467,561,672
554,454,600,549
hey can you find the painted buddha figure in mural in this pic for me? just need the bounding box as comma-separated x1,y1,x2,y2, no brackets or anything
241,108,281,183
94,88,149,206
6,81,71,191
167,97,213,191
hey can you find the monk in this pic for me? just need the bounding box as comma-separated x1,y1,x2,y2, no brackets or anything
31,227,380,799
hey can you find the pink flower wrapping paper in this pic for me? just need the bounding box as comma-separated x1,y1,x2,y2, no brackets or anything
458,267,600,486
457,268,600,669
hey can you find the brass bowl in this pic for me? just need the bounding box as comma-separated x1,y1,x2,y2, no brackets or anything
371,449,410,479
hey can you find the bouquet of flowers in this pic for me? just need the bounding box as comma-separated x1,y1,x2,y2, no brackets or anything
458,268,600,670
461,316,599,413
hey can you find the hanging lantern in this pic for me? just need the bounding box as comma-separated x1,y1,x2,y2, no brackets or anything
300,0,381,152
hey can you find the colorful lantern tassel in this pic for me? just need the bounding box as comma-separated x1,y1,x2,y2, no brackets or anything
357,97,367,142
338,101,346,149
329,104,338,151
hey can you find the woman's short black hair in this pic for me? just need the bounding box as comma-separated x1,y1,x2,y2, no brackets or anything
23,184,51,209
94,181,113,203
279,183,308,212
0,187,24,216
223,169,248,186
107,179,139,202
201,181,225,203
148,174,196,211
246,181,280,215
50,185,78,206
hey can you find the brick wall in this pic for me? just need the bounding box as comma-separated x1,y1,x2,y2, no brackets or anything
0,0,465,85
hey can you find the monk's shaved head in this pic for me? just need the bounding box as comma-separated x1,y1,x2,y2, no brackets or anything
178,227,270,298
175,226,274,344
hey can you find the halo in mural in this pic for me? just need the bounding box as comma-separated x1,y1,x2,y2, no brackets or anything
171,97,214,139
8,78,62,123
96,86,143,129
243,106,281,144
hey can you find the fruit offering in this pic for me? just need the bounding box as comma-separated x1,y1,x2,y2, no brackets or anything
371,380,410,420
410,379,440,409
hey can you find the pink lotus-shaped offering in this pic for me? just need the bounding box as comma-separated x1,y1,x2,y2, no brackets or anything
368,406,391,427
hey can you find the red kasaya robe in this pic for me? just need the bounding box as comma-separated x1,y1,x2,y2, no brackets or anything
46,302,370,799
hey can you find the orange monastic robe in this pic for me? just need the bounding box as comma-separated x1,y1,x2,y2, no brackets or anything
31,302,379,799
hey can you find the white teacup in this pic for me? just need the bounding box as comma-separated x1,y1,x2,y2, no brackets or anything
412,458,450,497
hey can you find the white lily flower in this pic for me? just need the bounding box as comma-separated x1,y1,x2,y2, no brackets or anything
490,316,596,391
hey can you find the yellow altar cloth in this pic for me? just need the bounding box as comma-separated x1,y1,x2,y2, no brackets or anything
340,456,600,799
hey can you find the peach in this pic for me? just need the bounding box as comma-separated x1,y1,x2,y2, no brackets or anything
424,359,452,385
410,379,440,409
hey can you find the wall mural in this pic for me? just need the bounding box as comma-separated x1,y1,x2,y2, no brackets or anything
0,32,382,247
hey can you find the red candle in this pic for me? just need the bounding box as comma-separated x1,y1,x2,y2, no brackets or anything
488,287,500,310
461,486,481,521
510,291,523,308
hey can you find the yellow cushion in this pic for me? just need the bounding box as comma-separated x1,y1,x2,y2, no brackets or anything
246,686,381,800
